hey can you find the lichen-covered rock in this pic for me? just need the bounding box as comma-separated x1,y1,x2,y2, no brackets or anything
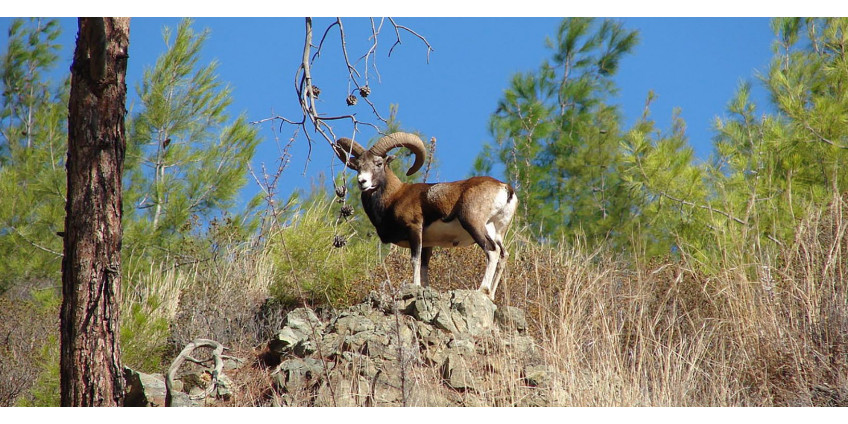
270,307,324,358
495,304,527,334
273,357,327,394
124,368,199,407
441,352,478,392
260,287,555,406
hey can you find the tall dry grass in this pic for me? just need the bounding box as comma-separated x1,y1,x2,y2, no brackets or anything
484,198,846,406
120,245,277,371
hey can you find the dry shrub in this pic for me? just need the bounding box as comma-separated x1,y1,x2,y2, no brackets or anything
121,245,279,372
726,195,848,406
486,195,846,406
169,247,278,354
0,282,60,406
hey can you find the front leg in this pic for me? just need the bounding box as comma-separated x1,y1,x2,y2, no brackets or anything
409,225,424,287
421,247,433,287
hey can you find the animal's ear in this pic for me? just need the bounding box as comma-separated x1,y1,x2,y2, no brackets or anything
385,154,396,165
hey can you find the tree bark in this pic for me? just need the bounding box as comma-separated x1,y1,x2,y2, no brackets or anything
61,17,130,407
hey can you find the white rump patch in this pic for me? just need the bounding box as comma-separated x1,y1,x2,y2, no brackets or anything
489,186,517,230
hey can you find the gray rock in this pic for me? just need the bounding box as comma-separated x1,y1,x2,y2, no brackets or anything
449,290,497,337
524,364,552,387
285,307,324,335
406,286,449,325
261,288,548,405
441,353,478,392
215,374,234,400
124,367,197,407
495,305,527,334
274,357,327,393
271,307,325,358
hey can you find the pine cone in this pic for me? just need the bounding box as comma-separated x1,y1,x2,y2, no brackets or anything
340,205,354,218
346,94,358,106
335,184,347,198
333,235,347,248
307,85,320,98
359,86,371,98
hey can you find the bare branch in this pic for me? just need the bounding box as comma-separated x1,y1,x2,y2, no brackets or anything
388,18,434,62
165,338,225,407
254,17,432,205
311,19,340,64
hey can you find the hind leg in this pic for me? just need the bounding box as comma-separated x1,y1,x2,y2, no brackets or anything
480,246,500,297
458,219,500,297
489,241,508,299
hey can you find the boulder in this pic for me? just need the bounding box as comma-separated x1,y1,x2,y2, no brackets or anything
124,368,196,407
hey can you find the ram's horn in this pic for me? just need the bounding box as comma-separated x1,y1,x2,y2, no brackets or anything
368,132,427,176
333,137,366,170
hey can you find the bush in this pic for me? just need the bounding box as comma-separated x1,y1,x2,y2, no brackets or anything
0,284,60,406
267,195,384,309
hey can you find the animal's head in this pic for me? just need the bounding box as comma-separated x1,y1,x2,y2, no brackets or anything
332,132,427,192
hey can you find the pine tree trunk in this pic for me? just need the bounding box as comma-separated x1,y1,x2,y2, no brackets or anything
60,17,130,407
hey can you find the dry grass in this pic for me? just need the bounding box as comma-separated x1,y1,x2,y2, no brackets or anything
120,246,278,371
321,197,848,406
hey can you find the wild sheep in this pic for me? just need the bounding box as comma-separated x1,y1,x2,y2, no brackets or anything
332,132,518,299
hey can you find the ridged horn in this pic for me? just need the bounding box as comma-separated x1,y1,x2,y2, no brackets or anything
333,137,366,170
368,132,427,176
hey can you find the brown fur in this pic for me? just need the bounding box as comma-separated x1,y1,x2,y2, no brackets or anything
333,133,517,297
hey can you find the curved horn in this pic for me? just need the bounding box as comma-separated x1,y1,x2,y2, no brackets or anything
333,137,366,170
368,132,427,176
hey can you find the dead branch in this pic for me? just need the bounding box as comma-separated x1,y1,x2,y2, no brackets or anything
388,18,434,61
165,338,225,407
258,17,433,172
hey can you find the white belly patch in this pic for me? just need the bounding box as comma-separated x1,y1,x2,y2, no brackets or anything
421,219,474,248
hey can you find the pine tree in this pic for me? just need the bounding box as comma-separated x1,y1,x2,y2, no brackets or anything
475,18,639,247
0,18,68,292
123,18,260,256
620,93,710,258
60,17,129,407
622,18,848,265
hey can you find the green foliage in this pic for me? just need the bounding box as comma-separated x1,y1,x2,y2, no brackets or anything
14,333,60,407
268,192,383,308
120,299,171,372
476,18,639,248
0,18,267,390
620,96,709,258
0,18,67,293
124,18,261,260
619,17,848,270
2,288,62,407
478,16,848,268
117,21,264,368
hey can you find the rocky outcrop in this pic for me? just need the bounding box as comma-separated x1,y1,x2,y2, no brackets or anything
266,286,556,407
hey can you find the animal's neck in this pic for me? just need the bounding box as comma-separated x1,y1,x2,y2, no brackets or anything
361,170,403,224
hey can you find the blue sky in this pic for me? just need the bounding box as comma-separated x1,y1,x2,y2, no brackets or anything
0,15,792,205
